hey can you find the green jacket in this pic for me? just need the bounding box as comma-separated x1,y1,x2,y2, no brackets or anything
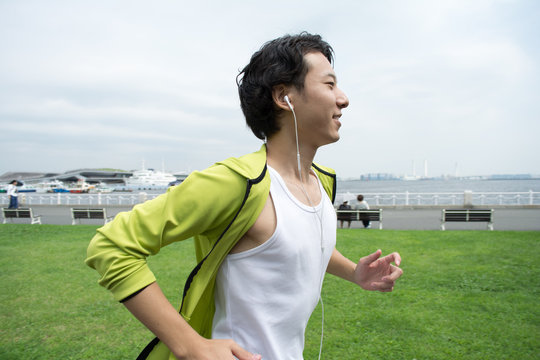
85,144,337,359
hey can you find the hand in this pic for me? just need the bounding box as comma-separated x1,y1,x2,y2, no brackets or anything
122,283,262,360
178,338,262,360
354,249,403,292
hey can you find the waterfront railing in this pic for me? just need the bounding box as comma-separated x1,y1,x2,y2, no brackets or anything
363,191,540,206
337,190,540,207
1,190,539,207
0,192,162,207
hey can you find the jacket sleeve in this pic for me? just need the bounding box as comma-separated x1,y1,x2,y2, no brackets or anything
85,164,247,301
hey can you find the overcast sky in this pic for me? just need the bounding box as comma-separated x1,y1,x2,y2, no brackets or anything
1,0,539,178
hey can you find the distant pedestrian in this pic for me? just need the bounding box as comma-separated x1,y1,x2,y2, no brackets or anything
7,180,19,209
356,194,371,228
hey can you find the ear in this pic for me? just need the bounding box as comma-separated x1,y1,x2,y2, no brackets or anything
272,85,292,111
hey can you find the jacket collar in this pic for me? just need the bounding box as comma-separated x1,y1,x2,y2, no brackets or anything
216,143,336,203
216,144,268,180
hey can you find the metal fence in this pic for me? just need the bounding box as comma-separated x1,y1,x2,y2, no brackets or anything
0,192,161,206
1,190,539,207
338,190,540,207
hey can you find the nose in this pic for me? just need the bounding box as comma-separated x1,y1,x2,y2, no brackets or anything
337,87,349,109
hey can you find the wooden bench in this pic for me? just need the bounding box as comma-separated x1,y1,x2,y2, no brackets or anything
336,209,383,229
71,208,114,225
2,208,42,224
441,209,494,231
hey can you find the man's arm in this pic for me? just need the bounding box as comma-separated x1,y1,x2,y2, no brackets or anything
124,282,261,360
326,248,402,292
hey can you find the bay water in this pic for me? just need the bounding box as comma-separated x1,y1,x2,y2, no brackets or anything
336,179,540,194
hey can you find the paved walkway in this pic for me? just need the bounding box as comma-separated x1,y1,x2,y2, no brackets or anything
4,205,540,231
342,208,540,231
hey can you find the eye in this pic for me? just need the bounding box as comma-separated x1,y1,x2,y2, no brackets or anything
326,82,335,89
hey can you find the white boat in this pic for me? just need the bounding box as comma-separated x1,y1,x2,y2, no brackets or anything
66,179,95,193
125,163,177,189
89,182,115,193
35,180,66,193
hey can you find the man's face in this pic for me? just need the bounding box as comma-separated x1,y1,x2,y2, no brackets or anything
291,52,349,148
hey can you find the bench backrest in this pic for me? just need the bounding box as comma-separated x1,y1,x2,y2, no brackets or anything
71,208,106,219
443,209,493,222
337,209,382,221
3,208,33,218
358,210,381,221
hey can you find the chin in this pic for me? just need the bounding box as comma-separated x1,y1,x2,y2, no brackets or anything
322,134,340,146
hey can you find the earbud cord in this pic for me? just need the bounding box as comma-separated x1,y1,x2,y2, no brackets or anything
291,105,325,360
292,102,302,180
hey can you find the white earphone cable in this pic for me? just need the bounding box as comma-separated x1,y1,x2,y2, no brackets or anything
290,100,302,181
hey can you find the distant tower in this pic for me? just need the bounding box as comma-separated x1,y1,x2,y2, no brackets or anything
424,159,428,178
412,160,416,177
454,162,459,178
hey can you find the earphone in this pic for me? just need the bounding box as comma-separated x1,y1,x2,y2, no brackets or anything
284,93,326,360
284,95,293,110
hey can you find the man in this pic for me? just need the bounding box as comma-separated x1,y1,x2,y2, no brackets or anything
86,32,402,360
7,180,19,209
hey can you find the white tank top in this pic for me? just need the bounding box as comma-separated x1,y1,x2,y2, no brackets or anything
212,166,336,360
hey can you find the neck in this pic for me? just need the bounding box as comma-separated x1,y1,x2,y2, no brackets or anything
266,135,317,185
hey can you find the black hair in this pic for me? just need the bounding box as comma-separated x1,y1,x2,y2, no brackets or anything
237,32,334,140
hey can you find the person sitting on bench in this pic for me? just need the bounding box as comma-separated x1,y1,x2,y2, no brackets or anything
356,194,371,228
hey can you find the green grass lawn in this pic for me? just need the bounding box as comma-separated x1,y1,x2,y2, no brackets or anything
1,225,538,359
